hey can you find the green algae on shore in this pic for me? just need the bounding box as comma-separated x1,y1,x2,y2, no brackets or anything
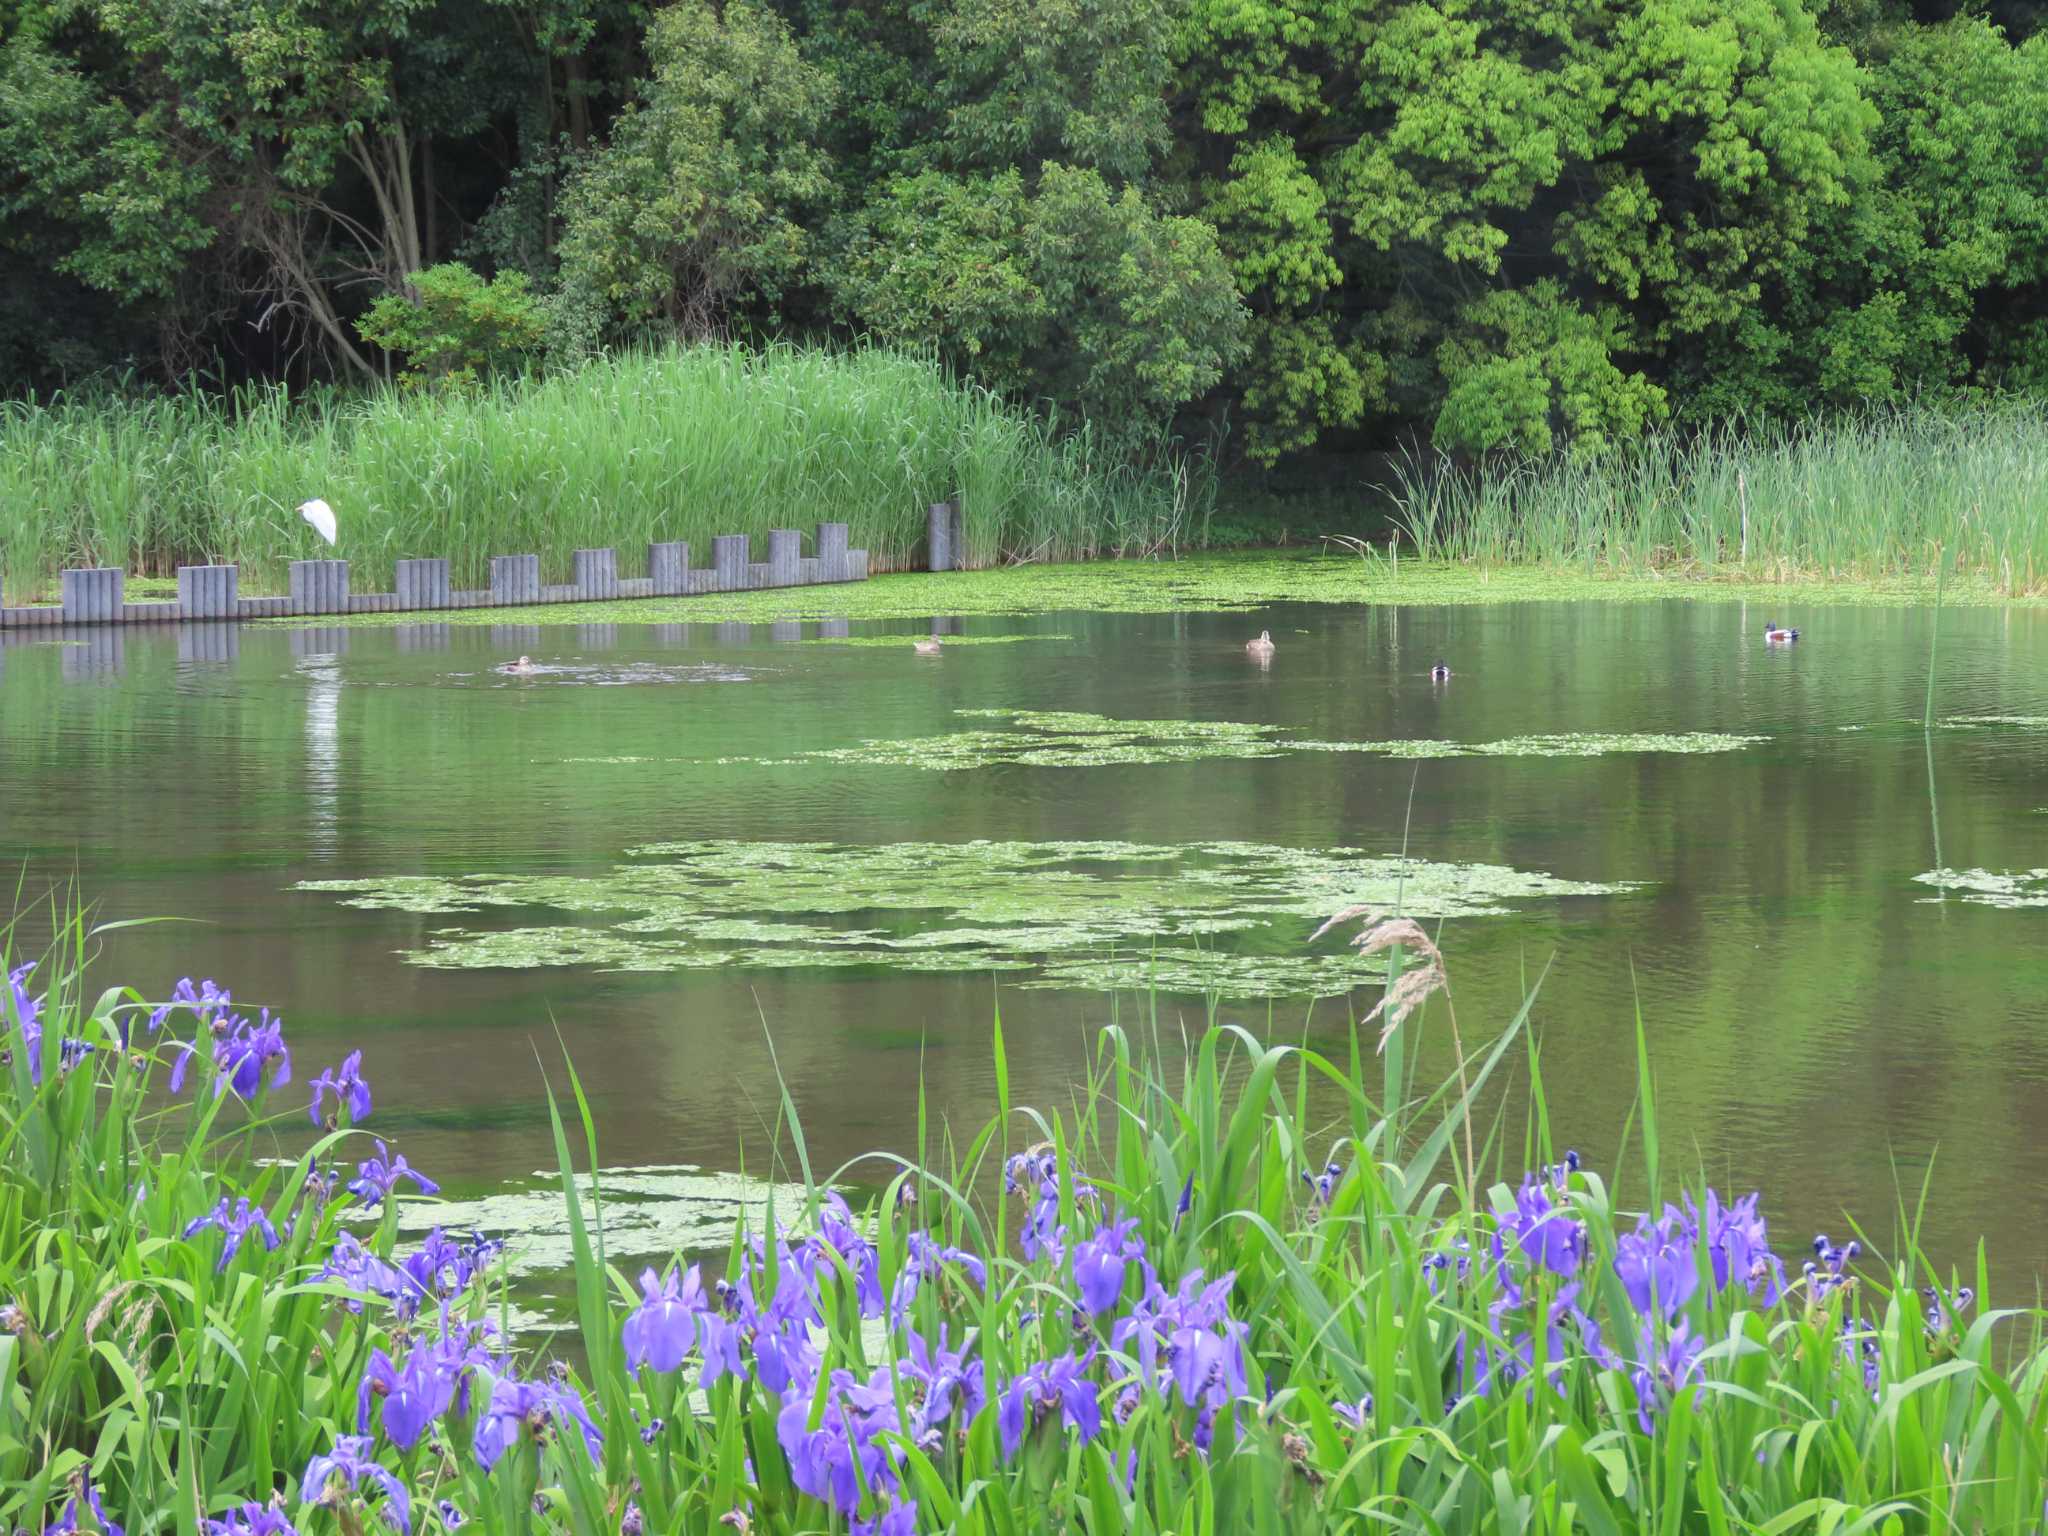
296,837,1638,998
293,550,2032,630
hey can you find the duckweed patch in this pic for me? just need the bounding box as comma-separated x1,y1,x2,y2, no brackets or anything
306,551,2036,630
363,1164,809,1282
1913,867,2048,908
801,633,1073,648
297,838,1638,998
702,709,1766,772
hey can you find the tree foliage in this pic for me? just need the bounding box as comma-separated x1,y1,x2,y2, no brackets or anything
8,0,2048,464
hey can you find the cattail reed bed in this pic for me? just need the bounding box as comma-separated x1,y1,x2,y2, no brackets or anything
1390,399,2048,594
0,345,1206,603
6,900,2037,1536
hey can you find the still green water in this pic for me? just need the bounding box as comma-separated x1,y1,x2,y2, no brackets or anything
3,597,2046,1277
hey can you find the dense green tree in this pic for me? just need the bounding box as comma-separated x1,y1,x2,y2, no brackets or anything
828,165,1248,449
553,0,834,338
10,0,2048,470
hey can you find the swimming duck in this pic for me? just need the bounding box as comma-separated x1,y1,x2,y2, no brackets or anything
502,655,535,675
913,637,943,655
1245,630,1276,658
1430,660,1451,682
1763,620,1800,644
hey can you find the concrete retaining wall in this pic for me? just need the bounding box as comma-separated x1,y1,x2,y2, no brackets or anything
0,518,885,628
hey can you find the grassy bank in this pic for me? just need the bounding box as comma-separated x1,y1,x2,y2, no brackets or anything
1391,400,2048,594
0,345,1205,604
6,907,2030,1535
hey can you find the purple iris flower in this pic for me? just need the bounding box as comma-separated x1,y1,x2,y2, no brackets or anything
48,1482,123,1536
1070,1217,1143,1317
397,1229,500,1311
1466,1282,1609,1403
358,1345,455,1450
1804,1234,1861,1304
435,1501,467,1530
622,1265,711,1374
309,1051,373,1126
1174,1173,1193,1229
302,1434,411,1534
1332,1393,1374,1428
1923,1283,1975,1336
316,1232,409,1313
1629,1321,1705,1433
202,1503,298,1536
813,1193,886,1318
852,1502,918,1536
1495,1174,1585,1281
1301,1161,1345,1205
1111,1265,1244,1408
148,976,229,1035
998,1352,1101,1459
6,962,61,1087
776,1364,908,1512
890,1232,987,1324
902,1326,986,1444
471,1373,602,1472
183,1196,283,1270
216,1009,291,1098
1614,1213,1698,1319
348,1141,439,1207
1690,1190,1785,1303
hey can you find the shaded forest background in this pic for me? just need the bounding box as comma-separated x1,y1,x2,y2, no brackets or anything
7,0,2048,471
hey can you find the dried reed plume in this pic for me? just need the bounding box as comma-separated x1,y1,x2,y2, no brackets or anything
1309,905,1472,1183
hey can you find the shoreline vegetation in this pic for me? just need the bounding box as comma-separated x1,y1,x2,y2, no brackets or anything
6,908,2031,1535
0,345,1207,606
10,350,2048,615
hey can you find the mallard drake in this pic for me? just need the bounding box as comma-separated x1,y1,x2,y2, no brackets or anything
913,637,943,655
1245,630,1276,658
1763,620,1800,643
501,655,535,675
1430,660,1451,682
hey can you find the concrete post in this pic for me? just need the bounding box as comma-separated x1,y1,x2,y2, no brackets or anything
927,502,954,572
490,554,541,605
649,541,690,596
290,559,350,616
712,535,749,592
395,558,451,610
573,547,620,600
178,565,239,620
61,568,123,624
817,523,850,582
765,530,802,587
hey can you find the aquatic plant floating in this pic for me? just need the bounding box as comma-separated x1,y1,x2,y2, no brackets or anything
296,838,1639,998
693,709,1768,773
1912,867,2048,908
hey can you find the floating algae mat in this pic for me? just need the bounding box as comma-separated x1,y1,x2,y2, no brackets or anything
696,709,1767,772
299,839,1639,998
1914,867,2048,909
364,1164,809,1283
801,633,1073,648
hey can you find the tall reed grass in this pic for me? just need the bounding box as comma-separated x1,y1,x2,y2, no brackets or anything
6,898,2035,1536
0,346,1209,602
1388,400,2048,594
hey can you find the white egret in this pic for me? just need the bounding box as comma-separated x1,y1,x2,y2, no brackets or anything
298,498,338,545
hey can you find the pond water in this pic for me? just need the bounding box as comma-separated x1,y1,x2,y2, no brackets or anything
4,594,2046,1282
